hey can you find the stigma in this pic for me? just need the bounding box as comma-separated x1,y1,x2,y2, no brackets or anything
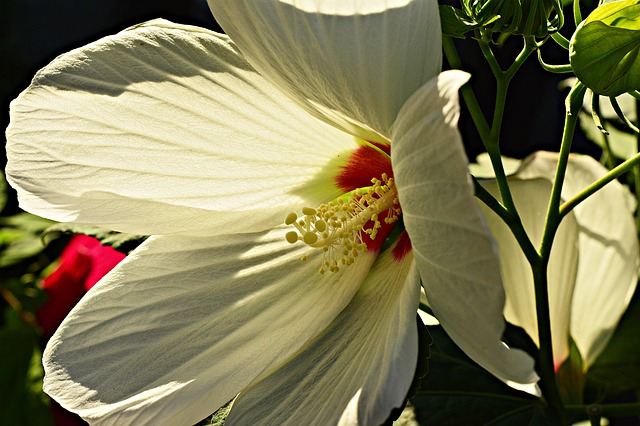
285,173,401,274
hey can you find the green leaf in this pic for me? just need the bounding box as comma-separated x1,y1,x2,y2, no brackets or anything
410,325,555,425
0,213,55,268
570,1,640,96
0,308,53,425
585,286,640,401
43,223,147,254
0,170,7,213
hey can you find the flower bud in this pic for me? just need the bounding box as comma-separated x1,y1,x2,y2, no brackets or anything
465,0,563,37
570,0,640,97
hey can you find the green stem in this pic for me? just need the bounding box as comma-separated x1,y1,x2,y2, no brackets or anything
600,132,616,170
635,98,640,239
473,178,538,261
473,178,508,220
634,160,640,241
560,150,640,218
565,402,640,419
536,83,585,424
449,37,571,419
444,35,536,258
610,96,640,133
531,259,566,423
540,86,583,265
573,0,583,27
479,39,505,78
479,36,537,217
536,54,573,73
442,36,492,144
590,95,616,168
550,31,570,50
505,37,538,80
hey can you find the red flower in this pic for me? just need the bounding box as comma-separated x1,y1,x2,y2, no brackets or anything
36,235,125,425
37,235,126,339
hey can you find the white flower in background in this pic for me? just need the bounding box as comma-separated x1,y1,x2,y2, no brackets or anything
6,1,537,424
479,151,638,369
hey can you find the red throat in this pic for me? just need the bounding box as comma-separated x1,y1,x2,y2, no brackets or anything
336,143,392,193
336,142,401,253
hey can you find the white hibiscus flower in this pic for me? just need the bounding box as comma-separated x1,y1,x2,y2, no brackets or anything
6,1,537,424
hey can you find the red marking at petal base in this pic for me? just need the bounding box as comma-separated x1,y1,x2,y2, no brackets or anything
392,231,412,261
336,143,392,193
370,141,391,156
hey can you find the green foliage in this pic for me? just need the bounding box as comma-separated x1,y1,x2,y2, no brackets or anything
0,173,6,213
586,288,640,402
0,213,56,269
0,171,69,425
570,0,640,96
0,309,53,425
43,223,147,255
409,325,556,425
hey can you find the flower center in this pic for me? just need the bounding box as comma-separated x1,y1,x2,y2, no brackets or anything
285,173,400,274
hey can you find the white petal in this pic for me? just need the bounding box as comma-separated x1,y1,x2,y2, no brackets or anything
226,245,420,426
469,152,522,178
6,20,356,236
208,0,442,138
479,179,580,366
391,71,539,388
517,152,639,367
43,229,375,425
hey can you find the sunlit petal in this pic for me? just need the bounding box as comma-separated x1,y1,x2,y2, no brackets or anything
6,20,356,237
43,230,374,425
391,70,538,389
208,0,441,139
518,152,639,367
227,244,420,426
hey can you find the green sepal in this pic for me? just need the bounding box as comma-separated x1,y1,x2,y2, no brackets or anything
43,223,147,254
440,5,486,39
570,0,640,96
556,338,586,405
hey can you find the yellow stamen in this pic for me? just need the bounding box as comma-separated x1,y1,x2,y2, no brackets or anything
284,175,401,273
